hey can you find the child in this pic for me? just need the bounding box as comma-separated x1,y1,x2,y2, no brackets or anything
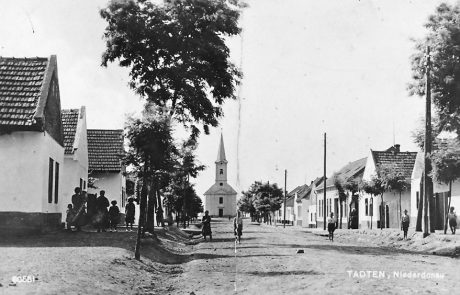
401,209,410,239
448,207,457,235
108,200,120,232
66,204,75,231
125,198,135,231
234,211,243,244
327,212,336,242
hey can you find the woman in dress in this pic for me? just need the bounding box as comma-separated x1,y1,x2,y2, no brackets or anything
202,210,212,241
448,207,457,235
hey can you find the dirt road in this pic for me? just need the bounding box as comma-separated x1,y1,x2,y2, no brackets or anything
161,218,460,295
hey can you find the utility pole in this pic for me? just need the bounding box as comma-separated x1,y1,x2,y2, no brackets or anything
323,132,327,231
423,46,433,237
283,169,287,228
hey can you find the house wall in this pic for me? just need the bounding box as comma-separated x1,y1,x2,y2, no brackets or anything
204,194,236,217
0,131,63,233
360,191,411,229
316,187,349,229
88,172,125,209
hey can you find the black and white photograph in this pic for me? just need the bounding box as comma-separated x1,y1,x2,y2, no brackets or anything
0,0,460,294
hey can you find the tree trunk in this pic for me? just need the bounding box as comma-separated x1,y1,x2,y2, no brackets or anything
444,181,452,234
339,201,343,229
134,165,149,260
399,191,402,226
380,193,384,230
429,181,435,233
157,189,164,227
145,180,156,233
416,174,424,231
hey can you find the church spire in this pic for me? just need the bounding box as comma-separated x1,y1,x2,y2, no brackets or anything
216,133,227,163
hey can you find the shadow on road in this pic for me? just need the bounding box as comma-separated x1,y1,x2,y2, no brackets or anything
245,270,323,277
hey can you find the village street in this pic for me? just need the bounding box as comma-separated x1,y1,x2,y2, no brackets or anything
158,219,460,295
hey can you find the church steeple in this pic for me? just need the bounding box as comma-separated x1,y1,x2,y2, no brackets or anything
215,134,228,182
216,133,227,164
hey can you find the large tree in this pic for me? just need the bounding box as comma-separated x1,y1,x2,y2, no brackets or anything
100,0,244,136
240,181,283,224
408,2,460,135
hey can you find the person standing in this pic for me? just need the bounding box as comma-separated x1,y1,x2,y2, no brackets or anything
349,208,358,229
96,190,110,232
401,209,410,240
71,187,85,231
234,211,243,244
448,207,457,235
327,212,336,242
125,198,135,231
202,210,212,241
108,200,120,232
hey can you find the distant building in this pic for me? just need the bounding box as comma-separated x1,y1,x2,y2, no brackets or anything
204,134,237,217
87,129,126,209
300,177,324,228
60,107,88,222
0,56,64,233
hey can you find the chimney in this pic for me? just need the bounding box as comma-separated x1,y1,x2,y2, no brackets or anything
394,144,400,152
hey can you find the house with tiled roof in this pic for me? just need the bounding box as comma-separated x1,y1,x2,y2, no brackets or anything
60,107,88,222
361,144,417,229
87,129,126,210
315,157,367,229
0,55,64,233
300,176,324,228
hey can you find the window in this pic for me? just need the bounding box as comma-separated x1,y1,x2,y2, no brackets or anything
54,162,59,204
80,178,83,189
220,183,223,186
416,192,419,209
48,158,54,203
83,180,86,190
365,198,368,216
219,197,223,204
297,206,302,218
219,169,223,175
370,198,373,216
122,189,126,207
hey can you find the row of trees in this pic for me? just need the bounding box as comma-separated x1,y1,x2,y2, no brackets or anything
237,181,284,224
99,0,245,259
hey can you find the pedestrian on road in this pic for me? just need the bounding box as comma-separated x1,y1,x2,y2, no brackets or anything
448,207,457,235
125,197,135,231
202,210,212,241
401,209,410,239
327,212,336,242
234,211,243,244
95,190,110,232
108,200,120,232
71,187,86,231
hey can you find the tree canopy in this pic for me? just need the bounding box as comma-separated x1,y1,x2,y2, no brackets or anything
408,2,460,135
100,0,244,135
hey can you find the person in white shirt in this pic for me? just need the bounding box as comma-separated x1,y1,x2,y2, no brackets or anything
327,212,336,242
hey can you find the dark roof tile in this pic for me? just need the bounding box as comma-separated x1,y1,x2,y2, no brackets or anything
61,109,79,155
87,129,124,172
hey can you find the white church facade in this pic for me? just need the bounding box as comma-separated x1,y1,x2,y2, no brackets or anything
204,135,237,217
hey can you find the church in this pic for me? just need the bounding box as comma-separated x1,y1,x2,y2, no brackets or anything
204,134,237,217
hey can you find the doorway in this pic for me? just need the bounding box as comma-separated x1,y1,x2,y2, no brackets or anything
218,209,223,217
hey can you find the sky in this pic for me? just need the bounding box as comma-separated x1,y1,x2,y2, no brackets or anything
0,0,454,198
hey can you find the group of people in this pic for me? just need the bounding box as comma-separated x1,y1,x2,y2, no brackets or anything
201,210,244,244
66,187,136,232
325,207,458,242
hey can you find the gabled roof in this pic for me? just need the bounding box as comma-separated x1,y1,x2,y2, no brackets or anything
61,109,79,154
371,146,417,180
0,56,54,130
204,182,237,195
87,129,124,172
317,157,367,190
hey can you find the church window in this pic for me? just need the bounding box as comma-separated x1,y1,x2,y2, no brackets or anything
219,169,223,175
219,197,223,204
220,183,223,186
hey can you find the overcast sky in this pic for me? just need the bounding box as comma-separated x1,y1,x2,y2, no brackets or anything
0,0,453,197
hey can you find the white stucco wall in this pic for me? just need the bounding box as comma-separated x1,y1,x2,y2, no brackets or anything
204,194,236,216
0,131,64,213
88,172,125,209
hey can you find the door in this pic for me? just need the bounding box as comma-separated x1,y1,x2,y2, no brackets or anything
218,209,223,217
385,205,390,228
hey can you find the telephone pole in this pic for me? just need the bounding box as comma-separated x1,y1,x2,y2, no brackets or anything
323,132,327,231
423,46,433,237
283,169,287,228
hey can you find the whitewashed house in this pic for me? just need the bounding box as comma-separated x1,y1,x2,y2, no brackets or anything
60,107,88,222
204,134,237,217
360,145,417,229
87,129,127,210
0,56,64,233
300,177,324,228
316,158,367,229
411,151,460,230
